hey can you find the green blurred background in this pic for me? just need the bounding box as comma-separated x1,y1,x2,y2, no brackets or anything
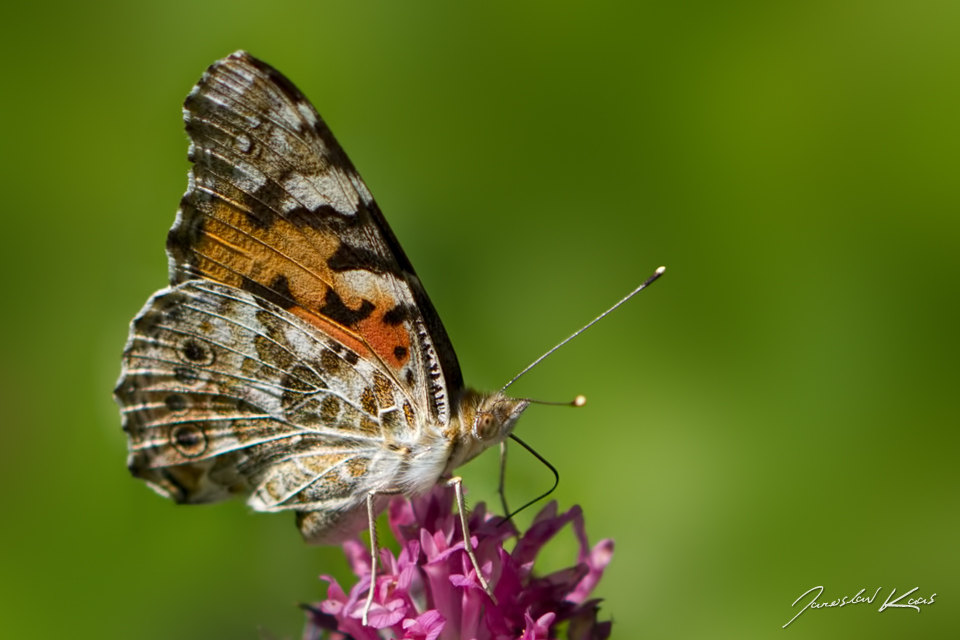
1,1,957,638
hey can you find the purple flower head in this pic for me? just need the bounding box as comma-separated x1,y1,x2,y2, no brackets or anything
304,485,613,640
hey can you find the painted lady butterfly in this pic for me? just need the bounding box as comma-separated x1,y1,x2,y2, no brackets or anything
115,51,662,623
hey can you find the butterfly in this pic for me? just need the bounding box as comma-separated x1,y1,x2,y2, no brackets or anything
115,51,532,622
115,51,663,624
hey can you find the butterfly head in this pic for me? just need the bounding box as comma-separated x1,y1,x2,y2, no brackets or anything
445,390,529,473
472,392,530,442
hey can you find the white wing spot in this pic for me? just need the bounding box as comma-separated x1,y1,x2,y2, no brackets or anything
297,101,319,127
282,173,358,216
234,134,252,154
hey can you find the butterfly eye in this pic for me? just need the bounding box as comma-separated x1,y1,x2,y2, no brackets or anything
476,413,498,441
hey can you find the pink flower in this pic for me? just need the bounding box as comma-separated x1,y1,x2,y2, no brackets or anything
303,485,613,640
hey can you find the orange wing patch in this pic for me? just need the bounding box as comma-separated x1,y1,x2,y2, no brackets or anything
167,53,415,379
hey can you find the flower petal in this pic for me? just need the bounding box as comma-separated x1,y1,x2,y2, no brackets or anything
343,539,372,577
401,609,446,640
365,597,407,629
569,538,614,605
512,503,580,567
520,611,556,640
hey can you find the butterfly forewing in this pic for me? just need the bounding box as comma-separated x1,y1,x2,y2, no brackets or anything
166,51,462,425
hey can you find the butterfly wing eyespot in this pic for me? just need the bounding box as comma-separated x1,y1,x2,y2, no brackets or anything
169,424,208,457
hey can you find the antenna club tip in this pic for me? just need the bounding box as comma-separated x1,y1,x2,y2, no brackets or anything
573,394,587,407
656,266,666,274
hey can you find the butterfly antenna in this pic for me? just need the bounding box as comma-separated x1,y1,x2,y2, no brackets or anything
500,266,666,394
499,434,560,525
517,394,587,408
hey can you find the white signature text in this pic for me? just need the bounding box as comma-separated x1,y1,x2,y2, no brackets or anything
783,586,936,628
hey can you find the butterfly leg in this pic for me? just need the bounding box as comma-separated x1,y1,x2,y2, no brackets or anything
447,476,498,604
498,440,510,517
362,488,402,626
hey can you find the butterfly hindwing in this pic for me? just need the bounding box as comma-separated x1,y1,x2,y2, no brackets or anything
117,279,418,522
